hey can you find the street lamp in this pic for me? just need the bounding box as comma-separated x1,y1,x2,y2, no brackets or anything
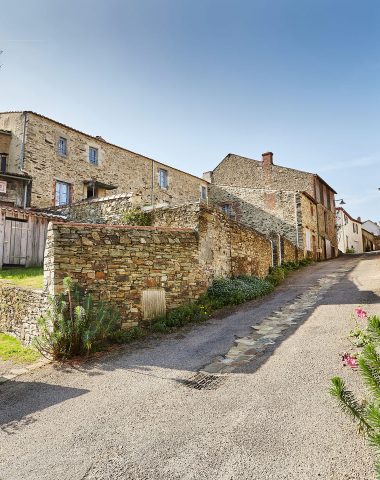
336,198,346,205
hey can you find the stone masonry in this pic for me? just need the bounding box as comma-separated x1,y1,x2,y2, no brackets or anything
44,222,208,328
0,284,48,345
205,152,338,260
39,193,133,224
0,111,208,209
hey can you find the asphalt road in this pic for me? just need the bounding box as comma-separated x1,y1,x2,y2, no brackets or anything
1,254,379,480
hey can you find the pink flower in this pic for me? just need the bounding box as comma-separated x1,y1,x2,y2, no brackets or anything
355,308,367,319
342,352,358,369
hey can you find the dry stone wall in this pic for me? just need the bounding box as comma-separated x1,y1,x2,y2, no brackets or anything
39,193,132,224
0,284,48,345
44,223,207,328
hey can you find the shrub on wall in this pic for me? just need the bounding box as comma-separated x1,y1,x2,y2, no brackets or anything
121,207,152,226
34,277,120,359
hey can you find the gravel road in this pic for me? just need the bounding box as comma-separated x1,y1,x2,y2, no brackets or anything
1,253,379,480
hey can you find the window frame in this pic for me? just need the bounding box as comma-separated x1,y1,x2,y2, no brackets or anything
200,185,207,200
58,137,67,157
55,180,71,206
89,147,99,166
158,168,168,189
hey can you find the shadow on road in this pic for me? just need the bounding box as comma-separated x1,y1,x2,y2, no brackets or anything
0,381,89,432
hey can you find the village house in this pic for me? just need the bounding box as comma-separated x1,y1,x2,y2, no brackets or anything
336,207,363,254
204,152,338,260
362,219,380,251
0,111,208,209
362,227,376,252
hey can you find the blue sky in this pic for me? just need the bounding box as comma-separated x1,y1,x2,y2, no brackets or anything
1,0,379,220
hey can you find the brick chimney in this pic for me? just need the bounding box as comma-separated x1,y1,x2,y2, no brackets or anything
262,152,273,167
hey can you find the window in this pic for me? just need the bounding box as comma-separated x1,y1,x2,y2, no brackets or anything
221,203,234,218
310,204,314,217
55,181,71,206
58,137,67,156
200,185,207,200
159,169,168,188
89,147,98,166
0,155,7,173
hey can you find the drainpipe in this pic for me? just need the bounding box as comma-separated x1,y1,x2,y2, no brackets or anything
20,111,28,171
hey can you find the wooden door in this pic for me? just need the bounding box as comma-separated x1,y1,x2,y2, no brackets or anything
2,219,29,266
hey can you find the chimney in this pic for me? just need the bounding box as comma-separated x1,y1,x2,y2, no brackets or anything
357,217,361,222
262,152,273,167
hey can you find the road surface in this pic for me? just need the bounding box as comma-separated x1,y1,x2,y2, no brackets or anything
1,253,379,479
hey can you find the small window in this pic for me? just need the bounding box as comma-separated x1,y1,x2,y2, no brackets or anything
0,155,7,173
200,185,207,200
310,204,314,217
55,181,71,206
159,169,168,188
58,137,67,156
221,203,234,218
89,147,98,166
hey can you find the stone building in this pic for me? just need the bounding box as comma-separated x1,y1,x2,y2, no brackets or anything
336,207,363,254
204,152,338,259
0,128,32,207
362,228,376,252
362,220,380,251
0,111,208,209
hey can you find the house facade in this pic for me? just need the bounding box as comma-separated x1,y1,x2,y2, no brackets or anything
204,152,338,259
362,220,380,251
0,111,208,209
362,228,376,252
336,208,363,254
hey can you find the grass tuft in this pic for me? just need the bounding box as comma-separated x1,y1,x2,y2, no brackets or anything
0,267,44,289
0,333,40,363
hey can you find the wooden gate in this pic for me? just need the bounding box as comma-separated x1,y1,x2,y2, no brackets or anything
2,219,29,266
0,207,60,268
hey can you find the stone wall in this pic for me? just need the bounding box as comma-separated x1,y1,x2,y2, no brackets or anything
154,203,274,277
44,204,278,328
0,284,48,345
0,112,208,209
44,222,207,327
0,112,25,173
39,193,133,224
208,184,300,245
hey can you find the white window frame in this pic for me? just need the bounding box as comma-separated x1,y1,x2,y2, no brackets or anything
200,185,207,200
55,181,70,206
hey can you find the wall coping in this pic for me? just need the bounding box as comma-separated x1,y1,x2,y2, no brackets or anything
50,221,195,233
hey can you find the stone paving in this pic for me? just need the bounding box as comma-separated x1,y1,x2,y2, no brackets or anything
201,263,354,375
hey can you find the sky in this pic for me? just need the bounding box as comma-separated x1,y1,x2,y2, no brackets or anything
1,0,379,221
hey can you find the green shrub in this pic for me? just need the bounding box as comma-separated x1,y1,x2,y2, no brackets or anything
207,276,274,306
34,277,120,359
121,207,152,226
108,326,145,344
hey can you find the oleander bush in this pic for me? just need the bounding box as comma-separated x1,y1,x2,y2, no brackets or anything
330,309,380,478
